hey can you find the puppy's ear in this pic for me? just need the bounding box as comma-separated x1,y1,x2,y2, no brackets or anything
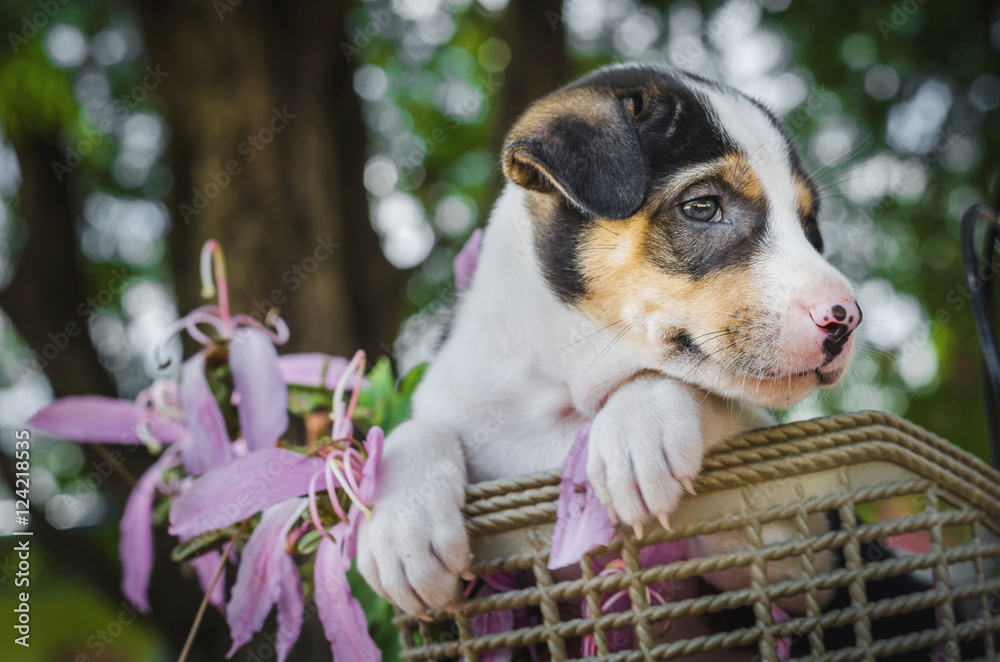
502,87,649,220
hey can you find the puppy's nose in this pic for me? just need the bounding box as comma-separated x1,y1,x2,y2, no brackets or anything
809,300,861,359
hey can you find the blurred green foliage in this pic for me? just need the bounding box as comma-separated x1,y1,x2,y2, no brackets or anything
0,0,998,659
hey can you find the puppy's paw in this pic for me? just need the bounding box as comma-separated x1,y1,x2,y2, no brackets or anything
587,376,704,536
356,421,471,617
357,494,471,617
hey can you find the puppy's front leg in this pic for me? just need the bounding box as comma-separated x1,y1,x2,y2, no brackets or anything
587,374,704,536
357,419,471,616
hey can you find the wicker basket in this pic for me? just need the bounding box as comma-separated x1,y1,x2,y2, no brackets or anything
393,411,1000,661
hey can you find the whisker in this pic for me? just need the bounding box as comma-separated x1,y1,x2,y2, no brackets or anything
689,329,738,343
579,324,633,382
557,318,626,350
682,339,740,381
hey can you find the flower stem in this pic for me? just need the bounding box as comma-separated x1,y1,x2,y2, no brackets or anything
93,443,137,487
177,519,246,662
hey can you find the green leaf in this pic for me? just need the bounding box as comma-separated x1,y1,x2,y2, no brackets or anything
152,498,172,526
355,357,395,428
170,527,240,562
398,363,428,405
295,528,323,555
355,359,427,434
288,385,333,418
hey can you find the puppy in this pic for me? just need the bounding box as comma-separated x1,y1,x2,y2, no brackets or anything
357,63,861,618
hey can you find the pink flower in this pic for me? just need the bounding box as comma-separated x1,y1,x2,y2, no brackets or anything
580,541,682,655
169,350,382,661
453,228,482,292
277,353,351,390
465,572,520,662
28,240,381,659
226,499,308,661
154,240,289,367
230,327,289,452
28,240,296,615
27,388,185,450
771,603,792,661
119,444,182,613
548,422,615,570
189,551,227,613
179,351,233,475
316,535,381,662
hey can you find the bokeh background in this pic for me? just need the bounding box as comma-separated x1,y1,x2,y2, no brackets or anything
0,0,997,659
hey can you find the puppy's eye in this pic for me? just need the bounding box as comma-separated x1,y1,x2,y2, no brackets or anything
681,197,722,223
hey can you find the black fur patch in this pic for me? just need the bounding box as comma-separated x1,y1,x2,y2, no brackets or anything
534,200,594,303
505,99,648,220
803,211,824,253
800,174,824,253
571,67,737,182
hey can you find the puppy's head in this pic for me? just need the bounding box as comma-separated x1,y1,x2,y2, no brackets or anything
503,64,860,407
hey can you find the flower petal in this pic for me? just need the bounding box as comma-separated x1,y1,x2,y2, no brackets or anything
638,540,683,568
771,604,792,661
227,499,307,656
180,351,232,475
466,572,518,662
189,550,226,613
453,228,482,292
169,448,323,539
548,422,615,570
315,536,381,662
276,553,304,662
277,353,351,390
470,610,514,662
480,572,518,594
230,328,289,452
359,426,383,505
120,448,182,613
29,396,185,444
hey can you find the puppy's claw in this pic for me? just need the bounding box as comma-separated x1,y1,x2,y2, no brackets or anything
681,477,697,496
460,569,476,581
443,602,457,613
633,522,644,540
658,513,671,531
608,508,619,525
417,611,433,623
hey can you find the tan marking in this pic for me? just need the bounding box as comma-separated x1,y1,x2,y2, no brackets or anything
647,153,766,207
555,200,769,377
793,173,816,218
719,153,765,201
525,161,808,401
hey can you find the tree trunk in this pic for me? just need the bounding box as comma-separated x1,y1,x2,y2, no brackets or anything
495,0,568,149
0,138,118,398
139,0,404,361
131,2,402,657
